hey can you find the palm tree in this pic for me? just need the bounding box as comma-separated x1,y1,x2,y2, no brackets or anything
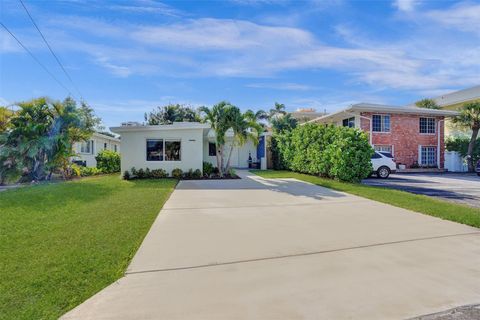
415,98,440,109
453,101,480,172
269,102,286,118
244,109,268,129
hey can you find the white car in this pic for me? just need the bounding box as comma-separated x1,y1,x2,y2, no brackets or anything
371,151,396,178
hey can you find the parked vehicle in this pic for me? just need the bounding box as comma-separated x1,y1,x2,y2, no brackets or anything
371,152,396,178
476,159,480,176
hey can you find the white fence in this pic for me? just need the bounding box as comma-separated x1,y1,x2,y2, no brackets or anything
444,151,468,172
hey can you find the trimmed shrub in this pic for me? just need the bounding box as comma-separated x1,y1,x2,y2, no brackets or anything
130,167,137,177
95,150,120,173
145,168,151,178
192,169,202,179
203,161,215,176
79,166,103,177
171,168,183,179
123,170,131,180
151,169,168,178
136,168,146,179
275,124,373,182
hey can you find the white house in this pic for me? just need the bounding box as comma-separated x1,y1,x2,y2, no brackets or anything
72,132,121,167
110,122,260,174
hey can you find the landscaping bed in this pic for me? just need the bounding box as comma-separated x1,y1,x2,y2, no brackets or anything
0,175,177,319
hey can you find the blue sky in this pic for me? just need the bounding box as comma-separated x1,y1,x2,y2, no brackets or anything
1,0,479,128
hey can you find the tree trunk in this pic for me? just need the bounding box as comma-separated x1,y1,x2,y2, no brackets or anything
467,127,479,172
215,142,221,175
225,142,235,174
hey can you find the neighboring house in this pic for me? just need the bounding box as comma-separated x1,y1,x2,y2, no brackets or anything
291,108,326,123
110,122,258,174
308,103,458,169
72,132,121,167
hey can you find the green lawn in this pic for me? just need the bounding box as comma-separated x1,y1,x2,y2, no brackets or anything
251,170,480,228
0,175,177,320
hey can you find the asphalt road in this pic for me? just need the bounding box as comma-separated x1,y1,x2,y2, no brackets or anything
363,173,480,208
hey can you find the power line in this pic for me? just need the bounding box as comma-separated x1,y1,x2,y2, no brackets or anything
0,21,76,98
18,0,84,100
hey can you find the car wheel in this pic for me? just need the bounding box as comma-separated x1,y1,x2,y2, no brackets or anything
377,166,390,179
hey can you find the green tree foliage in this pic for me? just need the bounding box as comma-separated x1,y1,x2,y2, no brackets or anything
0,106,15,132
275,123,373,182
446,136,480,164
452,101,480,172
144,104,200,125
270,113,298,133
0,97,99,182
415,98,440,109
95,150,121,173
200,101,262,176
269,102,287,118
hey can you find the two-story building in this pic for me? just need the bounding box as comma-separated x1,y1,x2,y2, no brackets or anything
308,103,458,169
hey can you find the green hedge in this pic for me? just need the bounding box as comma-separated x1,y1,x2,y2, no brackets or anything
95,150,121,173
274,124,373,182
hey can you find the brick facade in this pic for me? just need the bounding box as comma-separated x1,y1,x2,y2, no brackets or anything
359,112,445,168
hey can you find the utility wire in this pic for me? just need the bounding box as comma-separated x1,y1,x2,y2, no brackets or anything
18,0,84,101
0,21,76,98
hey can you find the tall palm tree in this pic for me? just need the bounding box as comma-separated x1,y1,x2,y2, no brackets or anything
453,101,480,172
269,102,286,119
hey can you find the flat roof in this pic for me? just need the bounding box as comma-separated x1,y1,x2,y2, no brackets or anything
307,103,459,124
110,122,211,133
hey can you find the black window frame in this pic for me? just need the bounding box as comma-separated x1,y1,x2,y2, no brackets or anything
146,139,164,161
208,142,216,156
342,117,355,128
164,140,181,161
372,114,391,133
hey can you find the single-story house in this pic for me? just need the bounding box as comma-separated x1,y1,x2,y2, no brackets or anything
308,103,459,169
72,132,121,167
110,122,262,174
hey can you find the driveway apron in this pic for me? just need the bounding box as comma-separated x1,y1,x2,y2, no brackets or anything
63,170,480,320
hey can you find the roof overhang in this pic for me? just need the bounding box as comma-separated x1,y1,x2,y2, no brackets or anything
307,103,460,124
110,122,211,134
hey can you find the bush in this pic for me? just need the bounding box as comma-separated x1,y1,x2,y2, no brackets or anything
203,162,215,176
171,168,183,179
95,150,120,173
150,169,168,178
183,169,194,179
145,168,151,178
136,168,146,179
193,169,202,178
123,170,131,180
275,124,373,182
70,164,82,177
79,166,103,177
446,136,480,164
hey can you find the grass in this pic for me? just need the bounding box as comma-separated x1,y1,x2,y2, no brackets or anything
251,170,480,228
0,175,177,320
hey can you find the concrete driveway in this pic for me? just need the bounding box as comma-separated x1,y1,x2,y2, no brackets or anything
63,171,480,320
363,173,480,208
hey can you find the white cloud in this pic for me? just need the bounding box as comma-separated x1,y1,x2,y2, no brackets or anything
393,0,419,12
426,2,480,34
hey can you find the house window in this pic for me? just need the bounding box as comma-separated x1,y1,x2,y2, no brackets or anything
114,145,117,152
146,139,164,161
420,146,436,166
342,117,355,128
374,145,392,154
209,143,216,156
80,140,93,154
419,117,435,134
165,140,181,161
372,115,390,132
104,142,108,150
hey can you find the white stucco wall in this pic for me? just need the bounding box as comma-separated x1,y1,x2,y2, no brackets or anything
73,133,121,167
119,128,204,174
203,138,257,169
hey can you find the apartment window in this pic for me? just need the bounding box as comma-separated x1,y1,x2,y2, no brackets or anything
420,146,436,166
419,117,435,134
146,139,164,161
80,140,93,154
342,117,355,128
208,143,216,156
374,145,392,154
165,140,181,161
372,115,390,132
